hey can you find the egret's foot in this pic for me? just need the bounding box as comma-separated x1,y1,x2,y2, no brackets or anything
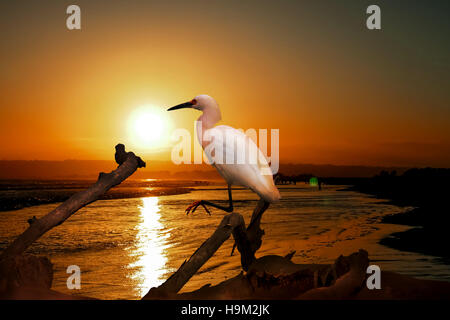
185,200,211,216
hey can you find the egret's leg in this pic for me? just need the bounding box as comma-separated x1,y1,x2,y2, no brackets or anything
185,185,234,215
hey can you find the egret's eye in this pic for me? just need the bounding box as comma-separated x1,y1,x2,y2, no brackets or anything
191,99,197,105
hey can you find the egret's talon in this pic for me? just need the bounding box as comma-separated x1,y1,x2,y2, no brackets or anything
185,200,210,216
201,203,211,215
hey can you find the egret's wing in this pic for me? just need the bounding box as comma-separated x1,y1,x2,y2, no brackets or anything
203,125,280,203
203,125,269,172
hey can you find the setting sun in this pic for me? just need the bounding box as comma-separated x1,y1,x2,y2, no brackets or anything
127,105,170,149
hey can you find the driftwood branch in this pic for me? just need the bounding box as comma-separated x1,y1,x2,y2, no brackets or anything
0,144,145,261
231,198,269,256
168,250,371,300
144,197,272,299
144,212,255,299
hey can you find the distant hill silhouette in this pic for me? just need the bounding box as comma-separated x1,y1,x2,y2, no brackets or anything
0,160,413,180
278,163,409,178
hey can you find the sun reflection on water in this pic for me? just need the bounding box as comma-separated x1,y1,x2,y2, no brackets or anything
129,197,170,297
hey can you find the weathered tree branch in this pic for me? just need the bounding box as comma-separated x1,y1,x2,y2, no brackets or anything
0,144,145,261
143,212,255,299
231,198,269,256
144,198,272,299
245,199,269,253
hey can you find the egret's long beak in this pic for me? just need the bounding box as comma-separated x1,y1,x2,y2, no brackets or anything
167,101,193,111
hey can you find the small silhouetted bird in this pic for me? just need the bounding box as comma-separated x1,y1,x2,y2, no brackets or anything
115,143,146,168
115,143,127,165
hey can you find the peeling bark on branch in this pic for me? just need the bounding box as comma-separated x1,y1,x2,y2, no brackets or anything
0,144,145,261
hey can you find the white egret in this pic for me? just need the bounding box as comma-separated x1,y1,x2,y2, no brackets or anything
167,95,280,234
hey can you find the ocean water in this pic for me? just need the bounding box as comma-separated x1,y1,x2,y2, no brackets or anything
0,181,449,299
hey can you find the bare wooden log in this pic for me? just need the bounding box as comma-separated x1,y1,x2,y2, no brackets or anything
0,144,145,261
143,212,255,299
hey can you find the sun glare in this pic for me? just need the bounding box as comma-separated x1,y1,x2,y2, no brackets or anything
128,197,171,296
128,105,170,149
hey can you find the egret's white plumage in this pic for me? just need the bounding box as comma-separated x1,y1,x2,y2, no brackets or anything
191,94,280,203
168,94,280,215
201,125,280,203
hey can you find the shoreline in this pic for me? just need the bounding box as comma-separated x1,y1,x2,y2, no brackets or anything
0,179,217,212
338,171,450,261
379,207,450,263
0,187,194,212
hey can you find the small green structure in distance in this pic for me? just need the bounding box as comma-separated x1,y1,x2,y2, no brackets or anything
309,177,318,187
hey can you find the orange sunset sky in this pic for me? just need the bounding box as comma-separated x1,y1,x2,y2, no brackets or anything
1,0,449,167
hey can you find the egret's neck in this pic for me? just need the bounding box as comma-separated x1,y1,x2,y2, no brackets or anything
196,107,221,146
